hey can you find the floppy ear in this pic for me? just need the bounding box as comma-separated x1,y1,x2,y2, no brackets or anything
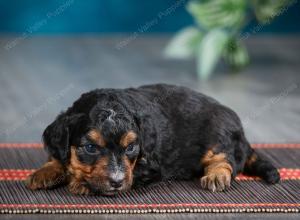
43,113,85,165
132,113,146,160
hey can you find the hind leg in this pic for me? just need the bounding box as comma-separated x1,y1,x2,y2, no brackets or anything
244,151,280,184
200,149,233,192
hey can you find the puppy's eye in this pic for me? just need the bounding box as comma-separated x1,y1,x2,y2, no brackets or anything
126,144,136,154
83,144,99,154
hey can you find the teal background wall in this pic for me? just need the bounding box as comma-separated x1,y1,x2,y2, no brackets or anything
0,0,299,34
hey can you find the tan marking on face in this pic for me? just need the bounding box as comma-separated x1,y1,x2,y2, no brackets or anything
68,146,110,195
119,131,137,148
68,147,109,181
69,148,93,176
87,129,106,147
122,156,137,190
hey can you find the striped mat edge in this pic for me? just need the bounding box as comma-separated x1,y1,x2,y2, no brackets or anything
0,143,300,214
1,203,300,214
1,168,300,181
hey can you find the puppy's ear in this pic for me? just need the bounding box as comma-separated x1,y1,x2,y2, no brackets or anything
43,113,85,165
132,114,145,159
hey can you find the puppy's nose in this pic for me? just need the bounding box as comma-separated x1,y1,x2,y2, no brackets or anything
109,178,123,188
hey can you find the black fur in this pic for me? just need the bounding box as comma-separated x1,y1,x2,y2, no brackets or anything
43,84,280,189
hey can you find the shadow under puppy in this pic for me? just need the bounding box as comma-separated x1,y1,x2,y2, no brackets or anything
25,84,280,195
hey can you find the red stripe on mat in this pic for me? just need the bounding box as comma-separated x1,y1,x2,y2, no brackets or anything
0,203,299,209
236,168,300,180
0,169,299,181
0,169,35,180
251,143,300,149
0,143,43,148
0,143,300,148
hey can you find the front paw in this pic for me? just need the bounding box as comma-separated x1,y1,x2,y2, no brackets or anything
68,180,90,195
25,168,65,190
201,172,231,192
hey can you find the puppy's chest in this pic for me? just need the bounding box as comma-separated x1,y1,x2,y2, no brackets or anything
133,147,202,185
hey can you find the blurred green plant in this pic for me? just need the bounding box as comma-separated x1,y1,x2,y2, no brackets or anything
164,0,291,79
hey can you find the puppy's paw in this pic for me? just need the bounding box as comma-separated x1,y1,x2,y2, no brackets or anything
264,168,280,184
25,167,65,190
201,172,231,192
68,180,90,195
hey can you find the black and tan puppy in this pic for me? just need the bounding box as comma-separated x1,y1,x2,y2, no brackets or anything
25,84,280,195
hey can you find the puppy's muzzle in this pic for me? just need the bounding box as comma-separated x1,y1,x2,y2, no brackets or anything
109,171,125,189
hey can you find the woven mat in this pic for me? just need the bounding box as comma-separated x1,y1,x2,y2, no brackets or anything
0,143,300,214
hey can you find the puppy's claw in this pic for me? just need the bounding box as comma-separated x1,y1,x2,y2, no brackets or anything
68,181,90,195
200,172,231,192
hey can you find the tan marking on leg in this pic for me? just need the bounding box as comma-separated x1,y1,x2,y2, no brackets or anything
200,150,232,192
245,153,257,167
68,177,90,195
25,158,66,190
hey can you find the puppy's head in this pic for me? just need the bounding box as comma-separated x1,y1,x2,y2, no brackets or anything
43,102,141,195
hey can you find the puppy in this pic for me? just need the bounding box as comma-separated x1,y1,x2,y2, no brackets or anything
25,84,280,195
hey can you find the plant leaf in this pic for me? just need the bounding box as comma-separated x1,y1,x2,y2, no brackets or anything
164,27,203,59
187,0,247,30
251,0,291,24
223,38,249,71
197,29,229,80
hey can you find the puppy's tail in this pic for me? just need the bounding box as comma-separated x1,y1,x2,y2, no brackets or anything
243,144,280,184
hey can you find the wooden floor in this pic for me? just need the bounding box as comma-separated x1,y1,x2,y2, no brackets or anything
0,35,299,219
0,35,299,143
